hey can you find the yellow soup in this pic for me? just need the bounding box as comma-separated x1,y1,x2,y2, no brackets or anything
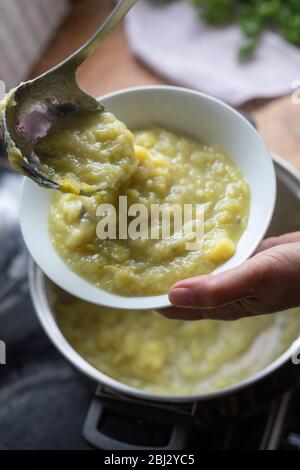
52,284,300,396
35,111,137,194
49,127,250,296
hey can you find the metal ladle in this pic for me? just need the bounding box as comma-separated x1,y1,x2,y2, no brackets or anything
0,0,137,192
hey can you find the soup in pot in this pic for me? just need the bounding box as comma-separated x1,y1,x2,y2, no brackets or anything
51,284,300,396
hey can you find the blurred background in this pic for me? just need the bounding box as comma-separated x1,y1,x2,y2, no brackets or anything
1,0,300,165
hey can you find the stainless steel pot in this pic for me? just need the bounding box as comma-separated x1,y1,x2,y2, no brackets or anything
29,155,300,449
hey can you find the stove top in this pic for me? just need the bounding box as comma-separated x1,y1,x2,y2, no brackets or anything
0,333,92,450
0,163,299,451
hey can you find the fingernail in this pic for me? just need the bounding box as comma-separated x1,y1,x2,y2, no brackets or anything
169,288,194,306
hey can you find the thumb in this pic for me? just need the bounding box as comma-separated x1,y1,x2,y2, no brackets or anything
168,250,281,309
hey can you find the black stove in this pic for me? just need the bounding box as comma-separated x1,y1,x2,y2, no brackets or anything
0,165,300,451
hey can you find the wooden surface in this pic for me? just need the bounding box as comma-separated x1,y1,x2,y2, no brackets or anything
30,0,300,170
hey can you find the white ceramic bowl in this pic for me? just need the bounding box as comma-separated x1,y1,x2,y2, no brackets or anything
20,86,276,310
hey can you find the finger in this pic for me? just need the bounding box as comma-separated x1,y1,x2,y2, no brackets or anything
168,250,280,309
256,232,300,253
159,306,209,321
159,298,258,321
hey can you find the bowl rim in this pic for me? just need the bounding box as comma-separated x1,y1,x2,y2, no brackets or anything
21,84,276,310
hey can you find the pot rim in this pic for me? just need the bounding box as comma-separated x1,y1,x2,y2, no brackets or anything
29,153,300,403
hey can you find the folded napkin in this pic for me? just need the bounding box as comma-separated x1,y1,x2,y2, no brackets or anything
125,1,300,105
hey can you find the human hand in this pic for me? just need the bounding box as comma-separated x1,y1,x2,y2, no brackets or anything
160,232,300,321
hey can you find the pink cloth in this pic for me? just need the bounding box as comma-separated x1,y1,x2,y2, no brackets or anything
125,1,300,105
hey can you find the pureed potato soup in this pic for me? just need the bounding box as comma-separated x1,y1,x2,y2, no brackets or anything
47,117,250,296
35,111,137,194
51,284,300,395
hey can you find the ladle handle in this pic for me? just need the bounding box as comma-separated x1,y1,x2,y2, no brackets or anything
44,0,137,76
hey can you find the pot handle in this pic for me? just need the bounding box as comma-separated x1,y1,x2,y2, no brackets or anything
83,394,192,450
